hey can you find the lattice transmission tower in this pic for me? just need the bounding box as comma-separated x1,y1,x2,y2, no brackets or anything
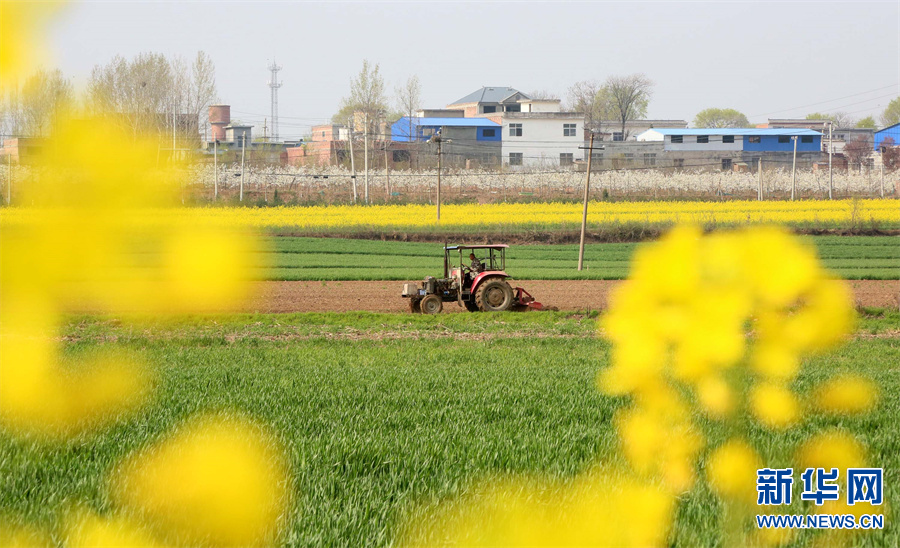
267,61,282,142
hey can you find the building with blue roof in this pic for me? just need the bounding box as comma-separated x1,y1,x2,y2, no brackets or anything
392,116,502,167
634,127,824,170
874,122,900,151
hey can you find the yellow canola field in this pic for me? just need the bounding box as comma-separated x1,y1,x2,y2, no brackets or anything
2,199,897,230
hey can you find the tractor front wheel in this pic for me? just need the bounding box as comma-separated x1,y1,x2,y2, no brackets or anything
475,279,514,312
419,294,443,314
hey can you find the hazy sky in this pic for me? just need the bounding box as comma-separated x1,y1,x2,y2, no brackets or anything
47,0,900,139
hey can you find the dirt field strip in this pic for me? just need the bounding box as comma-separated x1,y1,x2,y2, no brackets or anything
247,280,900,314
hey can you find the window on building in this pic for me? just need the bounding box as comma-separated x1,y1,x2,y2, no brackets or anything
613,132,624,142
563,123,577,137
560,153,574,166
392,150,410,163
722,135,735,143
482,128,496,137
697,135,709,144
321,131,326,138
509,123,523,137
509,152,523,166
591,152,604,164
674,158,685,169
482,105,497,113
505,104,521,112
643,153,657,166
801,135,813,143
722,158,733,171
422,128,434,137
749,136,761,143
671,135,683,144
624,153,634,164
778,135,790,143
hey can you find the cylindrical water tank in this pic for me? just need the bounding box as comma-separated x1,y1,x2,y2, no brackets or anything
209,105,231,125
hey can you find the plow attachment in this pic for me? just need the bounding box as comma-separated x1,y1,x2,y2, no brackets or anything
513,287,544,311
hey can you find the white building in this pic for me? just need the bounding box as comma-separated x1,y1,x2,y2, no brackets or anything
481,99,584,168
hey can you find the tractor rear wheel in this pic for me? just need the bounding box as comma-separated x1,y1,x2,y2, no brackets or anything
419,294,443,314
409,298,421,314
475,279,514,312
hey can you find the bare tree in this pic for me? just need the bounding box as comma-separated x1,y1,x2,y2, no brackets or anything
395,75,422,168
86,51,216,144
188,51,217,143
567,80,608,133
20,69,73,137
806,111,854,128
880,137,899,172
604,73,653,139
0,88,23,138
843,135,872,171
527,89,560,101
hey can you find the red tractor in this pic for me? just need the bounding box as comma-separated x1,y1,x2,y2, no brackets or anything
402,244,542,314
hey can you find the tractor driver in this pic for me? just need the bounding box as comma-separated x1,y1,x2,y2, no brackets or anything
468,253,484,274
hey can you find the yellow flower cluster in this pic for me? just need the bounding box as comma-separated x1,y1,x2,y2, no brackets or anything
602,226,855,439
0,117,285,544
5,198,897,232
67,414,290,548
598,225,879,545
400,469,674,548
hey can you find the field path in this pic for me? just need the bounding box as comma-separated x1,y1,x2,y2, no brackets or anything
248,280,900,313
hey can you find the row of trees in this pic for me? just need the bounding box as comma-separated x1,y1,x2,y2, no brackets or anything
566,75,653,139
690,99,900,131
0,51,218,144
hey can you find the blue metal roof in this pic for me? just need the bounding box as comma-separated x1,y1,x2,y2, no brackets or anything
407,117,501,128
645,128,822,136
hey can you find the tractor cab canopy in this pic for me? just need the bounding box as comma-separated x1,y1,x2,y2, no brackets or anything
443,245,507,276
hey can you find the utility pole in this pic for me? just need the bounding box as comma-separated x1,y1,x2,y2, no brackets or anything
384,143,390,201
240,135,246,201
436,135,442,221
758,157,763,201
364,111,369,204
577,133,601,271
213,139,218,200
791,135,798,201
348,124,357,203
430,132,445,221
880,146,886,198
6,153,11,205
263,119,268,142
828,121,833,200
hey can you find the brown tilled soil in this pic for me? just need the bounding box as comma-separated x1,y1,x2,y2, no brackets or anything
246,280,900,314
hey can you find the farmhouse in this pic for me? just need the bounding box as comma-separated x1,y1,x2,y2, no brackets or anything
636,128,824,170
391,116,502,167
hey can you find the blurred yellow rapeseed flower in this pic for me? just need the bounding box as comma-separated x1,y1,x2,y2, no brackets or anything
0,0,64,87
399,469,674,547
596,225,872,543
796,430,867,472
706,439,762,505
750,383,799,430
110,414,291,548
812,374,879,415
66,509,161,548
0,117,259,439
